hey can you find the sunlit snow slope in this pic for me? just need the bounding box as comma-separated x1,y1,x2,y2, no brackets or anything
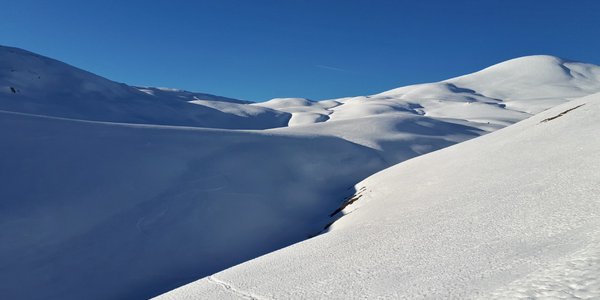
160,92,600,300
255,55,600,164
2,45,600,299
258,55,600,127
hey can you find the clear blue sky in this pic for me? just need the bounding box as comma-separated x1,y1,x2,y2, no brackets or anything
3,0,600,101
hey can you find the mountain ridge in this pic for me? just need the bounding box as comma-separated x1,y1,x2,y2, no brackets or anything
2,46,600,299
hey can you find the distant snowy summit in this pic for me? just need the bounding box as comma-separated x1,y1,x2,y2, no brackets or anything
257,55,600,127
2,45,600,130
0,45,289,129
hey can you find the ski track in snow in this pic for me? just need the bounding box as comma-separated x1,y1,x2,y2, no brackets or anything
207,276,268,300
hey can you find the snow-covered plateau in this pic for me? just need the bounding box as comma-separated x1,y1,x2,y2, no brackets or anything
1,45,599,299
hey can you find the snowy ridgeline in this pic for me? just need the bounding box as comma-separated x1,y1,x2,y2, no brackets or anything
1,45,600,299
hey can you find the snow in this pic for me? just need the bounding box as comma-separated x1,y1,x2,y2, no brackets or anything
382,55,600,114
254,98,339,126
159,93,600,299
0,46,287,129
488,241,600,299
2,44,600,299
0,109,386,299
136,86,251,104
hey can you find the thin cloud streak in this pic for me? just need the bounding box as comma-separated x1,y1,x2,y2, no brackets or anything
315,64,356,74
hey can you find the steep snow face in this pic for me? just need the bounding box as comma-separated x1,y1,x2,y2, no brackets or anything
0,46,289,129
0,110,386,300
159,93,600,299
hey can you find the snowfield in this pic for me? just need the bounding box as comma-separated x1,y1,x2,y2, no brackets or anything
0,110,387,299
0,46,289,129
158,92,600,300
1,44,600,299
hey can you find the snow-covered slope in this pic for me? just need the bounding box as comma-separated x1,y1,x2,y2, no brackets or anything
3,45,600,300
254,98,341,126
377,56,600,119
159,92,600,299
0,45,289,129
257,55,600,129
136,86,251,104
0,110,386,299
132,87,294,128
254,55,600,166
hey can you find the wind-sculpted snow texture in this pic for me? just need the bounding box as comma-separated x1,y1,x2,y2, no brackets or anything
2,44,600,299
160,93,600,300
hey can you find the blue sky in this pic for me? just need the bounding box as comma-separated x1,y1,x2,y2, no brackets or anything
3,0,600,101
